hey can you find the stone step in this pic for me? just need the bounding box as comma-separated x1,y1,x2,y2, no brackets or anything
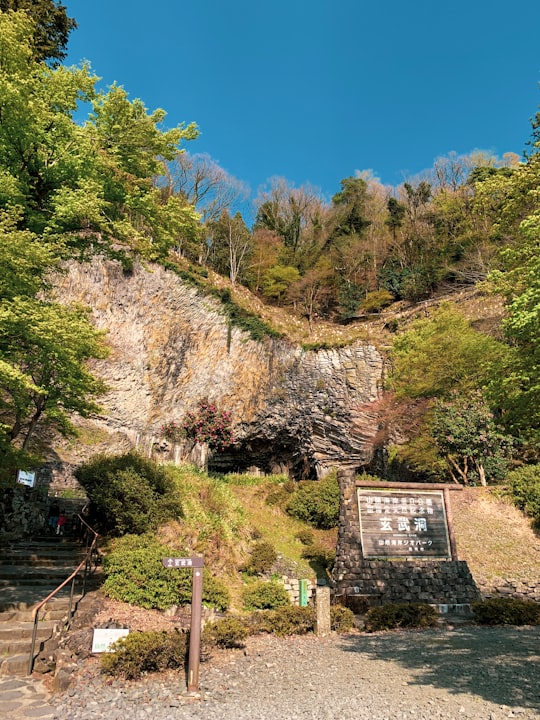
0,554,85,567
0,620,57,642
0,565,83,580
0,653,33,676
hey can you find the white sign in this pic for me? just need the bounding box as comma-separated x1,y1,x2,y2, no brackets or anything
92,628,130,653
17,470,36,488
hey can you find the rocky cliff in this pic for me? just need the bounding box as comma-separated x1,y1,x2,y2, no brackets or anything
51,258,386,480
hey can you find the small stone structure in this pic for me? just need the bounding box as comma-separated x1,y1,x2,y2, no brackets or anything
281,576,315,605
333,470,481,608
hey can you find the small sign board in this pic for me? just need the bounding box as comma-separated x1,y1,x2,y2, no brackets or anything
92,628,129,653
162,556,204,569
17,470,36,488
357,488,451,559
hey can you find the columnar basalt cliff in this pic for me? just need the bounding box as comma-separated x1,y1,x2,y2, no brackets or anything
51,258,385,479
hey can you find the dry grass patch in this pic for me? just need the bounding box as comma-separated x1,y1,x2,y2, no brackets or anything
450,487,540,583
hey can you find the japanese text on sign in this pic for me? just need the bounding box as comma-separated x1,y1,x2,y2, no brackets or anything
357,489,451,559
161,557,204,569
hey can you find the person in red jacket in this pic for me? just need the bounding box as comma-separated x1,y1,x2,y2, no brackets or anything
56,510,67,535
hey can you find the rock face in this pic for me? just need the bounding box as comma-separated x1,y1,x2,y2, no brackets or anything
52,258,385,479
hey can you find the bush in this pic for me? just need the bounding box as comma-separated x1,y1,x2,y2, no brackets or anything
331,605,355,633
248,605,353,636
295,529,315,546
365,603,438,632
103,534,230,611
301,544,336,572
101,630,187,679
285,474,340,529
360,289,394,314
252,606,316,636
472,598,540,626
202,616,251,648
265,480,296,508
182,398,234,452
74,452,183,536
505,464,540,529
243,541,277,575
242,580,291,611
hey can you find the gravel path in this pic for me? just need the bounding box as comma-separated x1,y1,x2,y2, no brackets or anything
49,626,539,720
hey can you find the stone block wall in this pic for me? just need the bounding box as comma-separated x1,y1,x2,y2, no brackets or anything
281,576,315,605
333,469,481,607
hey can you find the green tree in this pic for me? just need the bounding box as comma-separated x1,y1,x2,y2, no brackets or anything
207,211,252,284
0,0,76,65
486,182,540,445
0,297,108,449
431,392,512,486
262,265,301,303
0,12,200,259
389,304,508,400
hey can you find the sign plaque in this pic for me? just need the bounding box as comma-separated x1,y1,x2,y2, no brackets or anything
17,470,36,488
357,488,451,559
161,556,204,569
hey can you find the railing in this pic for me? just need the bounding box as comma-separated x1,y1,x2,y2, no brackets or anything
27,513,99,675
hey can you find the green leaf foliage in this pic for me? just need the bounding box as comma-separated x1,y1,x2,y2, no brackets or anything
365,603,438,632
431,392,513,485
74,452,183,535
101,630,187,679
472,598,540,626
390,304,508,400
504,464,540,529
285,474,340,529
102,533,230,611
242,580,291,611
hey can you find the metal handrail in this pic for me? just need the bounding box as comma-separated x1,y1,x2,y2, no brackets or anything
27,513,99,675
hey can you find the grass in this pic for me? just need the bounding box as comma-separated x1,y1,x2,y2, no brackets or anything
227,478,337,577
450,486,540,584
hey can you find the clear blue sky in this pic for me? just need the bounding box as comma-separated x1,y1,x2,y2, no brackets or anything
64,0,540,202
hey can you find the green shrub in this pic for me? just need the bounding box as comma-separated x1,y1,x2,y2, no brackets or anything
103,534,230,611
202,616,251,648
285,474,340,529
505,464,540,529
74,452,183,536
360,289,394,314
301,544,336,572
252,606,316,636
365,603,438,632
331,605,355,633
101,630,187,679
248,605,353,636
472,598,540,626
243,541,277,575
242,580,291,611
265,480,296,508
295,529,315,546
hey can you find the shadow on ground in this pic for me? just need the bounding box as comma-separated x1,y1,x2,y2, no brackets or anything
339,625,540,711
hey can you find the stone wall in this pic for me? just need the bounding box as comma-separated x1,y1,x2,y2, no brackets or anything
333,469,481,607
475,577,540,604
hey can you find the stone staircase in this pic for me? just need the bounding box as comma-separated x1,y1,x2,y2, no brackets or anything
0,499,98,675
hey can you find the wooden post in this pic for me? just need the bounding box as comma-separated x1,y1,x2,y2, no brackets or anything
187,565,203,693
162,556,204,693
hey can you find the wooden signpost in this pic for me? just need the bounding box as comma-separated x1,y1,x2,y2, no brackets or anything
162,556,204,693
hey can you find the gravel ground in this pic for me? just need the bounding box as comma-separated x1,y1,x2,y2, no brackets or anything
50,625,540,720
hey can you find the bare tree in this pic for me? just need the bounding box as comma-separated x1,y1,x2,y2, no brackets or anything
163,152,250,224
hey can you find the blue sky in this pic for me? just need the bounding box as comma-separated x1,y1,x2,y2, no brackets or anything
63,1,540,204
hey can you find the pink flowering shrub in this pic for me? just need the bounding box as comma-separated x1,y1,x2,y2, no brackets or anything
160,420,184,443
182,398,234,452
